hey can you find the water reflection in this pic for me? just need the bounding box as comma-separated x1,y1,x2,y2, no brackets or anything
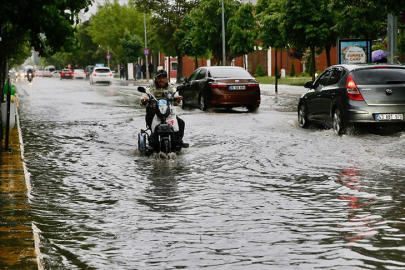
138,161,185,213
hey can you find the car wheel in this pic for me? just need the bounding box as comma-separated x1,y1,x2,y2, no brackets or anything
247,105,259,112
199,94,207,111
333,107,345,135
298,103,309,128
181,97,187,109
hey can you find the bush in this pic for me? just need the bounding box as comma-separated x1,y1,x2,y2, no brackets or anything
290,61,296,77
255,64,265,77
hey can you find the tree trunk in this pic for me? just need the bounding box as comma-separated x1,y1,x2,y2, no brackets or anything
176,49,183,84
311,46,316,81
325,45,331,67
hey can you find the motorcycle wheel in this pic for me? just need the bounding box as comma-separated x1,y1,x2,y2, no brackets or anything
161,139,170,154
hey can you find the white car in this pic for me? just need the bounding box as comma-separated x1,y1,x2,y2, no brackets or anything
51,70,61,77
89,67,113,85
73,69,86,79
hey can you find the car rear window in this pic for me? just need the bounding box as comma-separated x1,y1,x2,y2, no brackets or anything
352,68,405,85
209,68,253,79
95,68,111,74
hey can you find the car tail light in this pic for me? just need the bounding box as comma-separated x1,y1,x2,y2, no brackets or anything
109,72,113,76
346,74,364,101
93,73,97,76
247,83,259,88
210,82,227,89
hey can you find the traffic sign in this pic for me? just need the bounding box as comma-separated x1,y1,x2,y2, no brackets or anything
106,54,111,60
143,48,150,55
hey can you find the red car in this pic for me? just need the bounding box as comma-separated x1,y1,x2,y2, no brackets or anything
60,69,73,80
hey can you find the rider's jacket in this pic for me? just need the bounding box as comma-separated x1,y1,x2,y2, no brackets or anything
143,81,177,115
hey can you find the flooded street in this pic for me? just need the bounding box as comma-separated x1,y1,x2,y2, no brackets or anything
16,77,405,269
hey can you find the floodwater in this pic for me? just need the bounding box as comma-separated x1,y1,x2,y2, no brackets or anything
15,78,405,269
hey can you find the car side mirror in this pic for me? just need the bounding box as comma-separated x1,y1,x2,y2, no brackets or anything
138,86,146,93
304,81,314,89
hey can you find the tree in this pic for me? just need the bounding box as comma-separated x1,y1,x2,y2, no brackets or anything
189,0,241,66
134,0,200,83
228,3,258,68
176,12,210,70
281,0,332,81
256,0,287,92
0,0,92,88
89,0,145,66
120,30,144,64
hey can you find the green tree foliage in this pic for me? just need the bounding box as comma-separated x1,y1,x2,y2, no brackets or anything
176,13,210,70
134,0,200,82
281,0,331,81
188,0,241,65
228,3,258,67
0,0,92,85
89,0,145,64
120,30,144,63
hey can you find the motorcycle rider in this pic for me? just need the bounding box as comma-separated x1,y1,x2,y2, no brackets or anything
27,68,34,81
140,69,188,148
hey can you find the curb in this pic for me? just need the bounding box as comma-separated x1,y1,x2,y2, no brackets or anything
0,105,38,268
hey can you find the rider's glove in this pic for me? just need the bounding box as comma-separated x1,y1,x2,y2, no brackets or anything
141,98,149,105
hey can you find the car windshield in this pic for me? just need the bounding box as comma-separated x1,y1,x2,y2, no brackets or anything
353,68,405,85
209,68,253,79
95,68,110,74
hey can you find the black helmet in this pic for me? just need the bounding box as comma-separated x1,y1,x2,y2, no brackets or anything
155,69,168,79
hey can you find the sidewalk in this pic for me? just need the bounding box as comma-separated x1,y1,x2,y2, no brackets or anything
0,108,38,268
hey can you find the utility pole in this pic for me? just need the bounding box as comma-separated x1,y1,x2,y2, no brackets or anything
221,0,226,66
387,13,398,64
144,13,149,82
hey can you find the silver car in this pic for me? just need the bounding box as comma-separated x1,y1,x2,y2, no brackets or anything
298,64,405,135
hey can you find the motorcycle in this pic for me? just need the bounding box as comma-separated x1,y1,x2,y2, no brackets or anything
137,86,185,157
27,72,33,83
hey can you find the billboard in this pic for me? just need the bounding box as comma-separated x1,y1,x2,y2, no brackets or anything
337,39,372,64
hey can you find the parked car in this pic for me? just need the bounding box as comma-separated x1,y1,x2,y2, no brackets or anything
89,67,113,85
73,69,86,79
60,69,74,80
298,64,405,135
178,66,261,112
51,70,61,77
84,65,95,80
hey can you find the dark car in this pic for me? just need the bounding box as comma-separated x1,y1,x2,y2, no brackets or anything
178,66,261,112
60,69,74,80
298,64,405,135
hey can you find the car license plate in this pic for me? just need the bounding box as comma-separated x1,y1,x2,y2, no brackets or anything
229,85,245,90
375,114,404,121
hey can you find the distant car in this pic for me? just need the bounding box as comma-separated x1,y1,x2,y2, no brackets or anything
36,69,44,77
84,65,95,80
73,69,86,79
60,69,74,80
43,65,56,77
51,70,61,77
89,67,113,85
178,66,261,112
298,64,405,135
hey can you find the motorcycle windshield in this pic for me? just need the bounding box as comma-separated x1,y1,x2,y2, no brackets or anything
157,100,169,115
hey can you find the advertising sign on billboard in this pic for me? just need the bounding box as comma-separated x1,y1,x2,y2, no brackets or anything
337,39,371,64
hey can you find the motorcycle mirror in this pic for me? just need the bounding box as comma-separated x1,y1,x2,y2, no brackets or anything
138,86,146,93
